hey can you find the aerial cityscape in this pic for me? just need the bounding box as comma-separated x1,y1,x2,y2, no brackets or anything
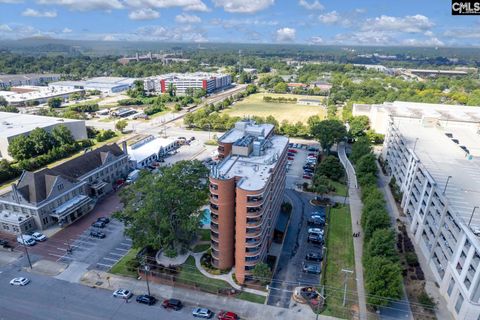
0,1,480,320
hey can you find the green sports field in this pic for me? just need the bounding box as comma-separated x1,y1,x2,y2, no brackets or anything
222,93,326,123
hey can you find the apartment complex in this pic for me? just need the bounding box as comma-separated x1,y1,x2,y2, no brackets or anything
0,144,129,234
0,74,60,89
209,121,288,284
144,72,231,94
0,112,87,161
371,102,480,319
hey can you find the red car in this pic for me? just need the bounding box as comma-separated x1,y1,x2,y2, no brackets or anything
288,149,298,153
288,157,294,161
303,175,312,179
217,311,239,320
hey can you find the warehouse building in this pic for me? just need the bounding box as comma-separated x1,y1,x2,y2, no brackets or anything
0,73,60,89
0,85,84,106
49,77,136,94
144,72,232,94
0,112,87,161
359,101,480,319
126,135,178,169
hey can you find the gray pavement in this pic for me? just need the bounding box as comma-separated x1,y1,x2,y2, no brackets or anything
338,142,367,320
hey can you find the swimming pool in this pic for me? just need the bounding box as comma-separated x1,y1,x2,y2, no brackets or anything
200,208,211,227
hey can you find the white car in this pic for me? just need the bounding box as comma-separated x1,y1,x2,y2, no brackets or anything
16,235,36,246
192,307,213,318
10,277,30,286
31,232,47,242
308,228,324,235
113,289,133,299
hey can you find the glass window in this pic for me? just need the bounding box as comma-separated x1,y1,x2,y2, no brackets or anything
455,293,464,313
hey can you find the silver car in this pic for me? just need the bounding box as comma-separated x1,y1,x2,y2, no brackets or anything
192,307,213,318
112,289,133,299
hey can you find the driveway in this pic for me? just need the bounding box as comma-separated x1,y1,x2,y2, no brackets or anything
267,190,321,308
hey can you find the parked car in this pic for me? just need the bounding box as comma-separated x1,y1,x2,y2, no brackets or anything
303,171,313,177
311,211,326,218
217,311,239,320
162,298,183,310
90,230,106,238
308,217,325,227
306,252,323,262
288,157,295,161
136,294,157,305
0,239,9,247
97,217,110,224
308,237,324,246
304,168,314,173
308,228,324,236
10,277,30,286
31,232,47,242
288,149,297,153
16,235,36,246
192,307,213,318
303,175,312,179
287,152,296,157
91,221,105,228
303,264,321,274
112,289,133,299
308,147,320,152
308,153,317,157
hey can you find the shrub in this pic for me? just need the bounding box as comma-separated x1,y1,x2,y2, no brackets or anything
418,291,436,309
125,258,140,272
96,129,116,142
364,256,403,307
69,103,99,113
117,98,144,106
405,251,419,267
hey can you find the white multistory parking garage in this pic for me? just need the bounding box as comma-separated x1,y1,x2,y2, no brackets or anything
357,101,480,319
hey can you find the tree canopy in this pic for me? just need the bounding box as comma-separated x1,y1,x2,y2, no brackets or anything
317,156,344,181
115,119,128,132
348,116,370,138
364,256,403,306
115,161,209,255
310,120,346,153
48,97,62,108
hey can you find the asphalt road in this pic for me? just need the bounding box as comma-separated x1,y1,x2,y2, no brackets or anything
0,268,193,320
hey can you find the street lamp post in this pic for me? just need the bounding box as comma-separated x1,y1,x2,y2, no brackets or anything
413,137,419,151
443,175,452,195
20,231,32,269
144,265,151,296
468,206,479,227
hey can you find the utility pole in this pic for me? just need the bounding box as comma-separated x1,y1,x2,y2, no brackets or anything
143,263,151,296
20,231,32,269
341,269,353,307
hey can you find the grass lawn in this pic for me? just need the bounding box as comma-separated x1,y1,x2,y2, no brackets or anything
198,229,211,241
236,291,266,304
222,93,326,123
177,256,231,293
329,179,348,197
110,248,140,277
321,205,357,318
192,243,210,253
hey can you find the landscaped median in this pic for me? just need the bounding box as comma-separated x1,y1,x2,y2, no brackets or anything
321,204,357,317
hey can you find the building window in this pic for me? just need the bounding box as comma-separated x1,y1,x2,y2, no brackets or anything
455,293,464,313
447,277,455,296
57,184,64,191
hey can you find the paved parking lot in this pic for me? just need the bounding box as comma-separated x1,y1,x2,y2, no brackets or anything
285,142,319,190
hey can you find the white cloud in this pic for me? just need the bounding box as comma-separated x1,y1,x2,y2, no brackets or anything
128,8,159,20
318,11,340,24
0,23,54,39
299,0,323,10
0,24,13,32
37,0,123,11
309,36,323,44
210,18,278,28
125,0,209,12
403,37,444,47
175,13,201,24
62,27,72,33
276,27,296,42
22,8,57,18
0,0,23,3
363,14,434,33
333,30,392,45
212,0,274,13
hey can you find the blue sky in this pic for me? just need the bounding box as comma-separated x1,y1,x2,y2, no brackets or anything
0,0,479,46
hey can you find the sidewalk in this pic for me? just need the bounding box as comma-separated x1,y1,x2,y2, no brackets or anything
338,142,368,320
376,163,453,320
80,270,338,320
192,252,268,297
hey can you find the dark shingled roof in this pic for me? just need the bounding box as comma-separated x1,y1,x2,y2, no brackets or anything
15,169,77,204
53,144,125,179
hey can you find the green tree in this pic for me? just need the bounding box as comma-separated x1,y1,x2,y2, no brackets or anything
0,105,19,113
356,153,377,176
350,140,372,163
363,209,391,239
310,120,347,154
127,80,146,98
349,115,370,138
317,156,344,181
115,119,128,133
29,127,56,156
0,96,7,107
273,82,288,93
8,135,34,160
365,256,403,307
246,84,257,95
168,83,177,97
48,97,62,108
52,125,75,146
115,161,209,254
252,262,272,285
365,229,398,263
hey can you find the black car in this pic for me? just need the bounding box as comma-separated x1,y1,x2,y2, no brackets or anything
308,234,324,245
90,230,106,238
97,217,110,224
162,298,183,310
308,216,326,226
91,221,105,228
303,264,321,274
136,294,157,305
304,168,314,173
306,252,323,262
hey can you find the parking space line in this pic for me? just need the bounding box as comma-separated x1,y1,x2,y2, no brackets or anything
109,252,124,257
114,248,128,252
102,257,118,262
96,263,113,268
